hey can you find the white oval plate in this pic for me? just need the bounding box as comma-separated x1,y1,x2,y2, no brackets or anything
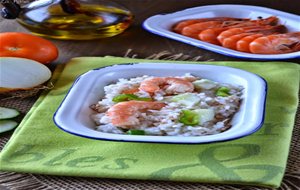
53,63,267,144
143,4,300,60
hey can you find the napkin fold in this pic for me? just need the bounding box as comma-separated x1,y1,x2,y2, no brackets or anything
0,57,299,188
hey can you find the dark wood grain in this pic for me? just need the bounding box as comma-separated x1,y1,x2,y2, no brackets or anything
0,0,299,64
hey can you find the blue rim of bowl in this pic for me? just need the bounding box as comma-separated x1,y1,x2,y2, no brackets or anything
53,63,267,144
142,5,300,60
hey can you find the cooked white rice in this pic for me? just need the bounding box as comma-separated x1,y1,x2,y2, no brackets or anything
90,74,243,136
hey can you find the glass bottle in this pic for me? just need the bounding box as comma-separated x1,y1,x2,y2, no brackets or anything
1,0,134,40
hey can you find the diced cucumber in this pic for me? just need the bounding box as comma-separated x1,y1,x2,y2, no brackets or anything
193,79,217,90
112,94,152,103
171,93,200,107
179,110,199,126
0,107,20,120
194,109,215,124
127,129,145,135
216,87,230,97
0,120,18,133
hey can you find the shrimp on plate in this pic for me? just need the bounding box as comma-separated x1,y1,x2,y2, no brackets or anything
217,26,264,44
106,101,166,128
181,20,250,39
198,16,280,45
236,34,264,52
221,32,255,49
139,77,194,94
198,26,249,45
249,32,300,54
250,16,278,26
217,25,286,45
181,21,227,39
173,17,249,34
198,28,226,45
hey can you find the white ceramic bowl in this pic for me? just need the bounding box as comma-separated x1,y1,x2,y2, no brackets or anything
143,4,300,60
53,63,267,144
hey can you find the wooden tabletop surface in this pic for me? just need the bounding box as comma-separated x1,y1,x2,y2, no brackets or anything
1,0,299,64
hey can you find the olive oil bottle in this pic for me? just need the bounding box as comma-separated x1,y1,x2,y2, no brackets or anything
3,0,133,40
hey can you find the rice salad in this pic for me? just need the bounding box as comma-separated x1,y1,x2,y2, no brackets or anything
90,74,243,136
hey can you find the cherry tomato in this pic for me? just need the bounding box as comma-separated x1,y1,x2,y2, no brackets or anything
0,32,58,64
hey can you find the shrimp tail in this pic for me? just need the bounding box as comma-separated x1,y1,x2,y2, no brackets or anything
294,42,300,51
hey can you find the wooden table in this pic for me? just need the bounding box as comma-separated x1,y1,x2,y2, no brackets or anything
0,1,299,189
1,0,299,64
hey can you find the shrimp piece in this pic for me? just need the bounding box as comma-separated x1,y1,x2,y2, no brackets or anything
121,87,139,94
173,20,205,33
217,25,286,44
249,32,300,54
232,16,278,27
198,28,226,45
173,17,249,33
139,77,194,94
107,101,166,128
180,20,246,39
233,25,286,52
182,16,278,39
251,16,278,26
181,21,225,39
217,27,259,44
199,26,252,45
222,33,255,50
236,34,264,52
198,17,281,45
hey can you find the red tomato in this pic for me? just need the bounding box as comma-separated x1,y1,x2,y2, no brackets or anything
0,32,58,64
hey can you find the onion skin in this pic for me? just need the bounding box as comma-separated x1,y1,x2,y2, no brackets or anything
0,87,37,93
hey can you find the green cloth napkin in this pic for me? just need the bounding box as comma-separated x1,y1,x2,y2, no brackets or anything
0,57,299,188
